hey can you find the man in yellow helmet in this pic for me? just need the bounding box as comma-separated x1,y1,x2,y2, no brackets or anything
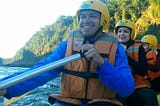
0,0,135,106
115,20,159,106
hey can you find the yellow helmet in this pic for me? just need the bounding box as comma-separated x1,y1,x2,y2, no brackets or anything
141,35,158,50
115,20,135,40
77,0,110,32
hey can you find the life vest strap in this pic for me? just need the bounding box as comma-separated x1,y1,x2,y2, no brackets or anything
63,69,98,78
73,51,109,58
80,98,91,104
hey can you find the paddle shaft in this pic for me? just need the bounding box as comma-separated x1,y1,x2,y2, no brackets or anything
0,53,81,90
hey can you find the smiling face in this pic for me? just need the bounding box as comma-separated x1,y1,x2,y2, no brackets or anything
117,27,131,44
78,10,101,37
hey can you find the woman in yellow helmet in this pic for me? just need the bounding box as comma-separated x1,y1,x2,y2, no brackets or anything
141,35,160,93
115,20,159,106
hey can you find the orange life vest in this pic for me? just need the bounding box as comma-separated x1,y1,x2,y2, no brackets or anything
49,30,122,106
146,49,160,92
146,51,160,80
126,40,150,89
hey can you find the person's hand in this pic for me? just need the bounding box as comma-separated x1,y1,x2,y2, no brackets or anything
0,89,7,96
81,44,104,67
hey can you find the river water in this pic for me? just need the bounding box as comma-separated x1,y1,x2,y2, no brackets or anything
0,66,61,106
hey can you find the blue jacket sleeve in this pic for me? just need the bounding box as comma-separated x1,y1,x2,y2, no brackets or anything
3,40,67,99
96,42,135,97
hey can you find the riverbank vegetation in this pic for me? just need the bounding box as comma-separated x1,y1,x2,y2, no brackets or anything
0,0,160,67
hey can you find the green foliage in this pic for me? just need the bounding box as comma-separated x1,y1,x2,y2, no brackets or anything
2,16,74,66
0,58,2,65
158,94,160,104
1,0,160,67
